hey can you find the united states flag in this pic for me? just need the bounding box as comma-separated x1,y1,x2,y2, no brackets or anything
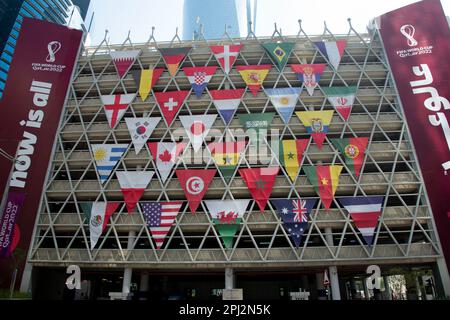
141,201,183,249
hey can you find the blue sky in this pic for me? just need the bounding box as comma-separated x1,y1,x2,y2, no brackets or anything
86,0,450,45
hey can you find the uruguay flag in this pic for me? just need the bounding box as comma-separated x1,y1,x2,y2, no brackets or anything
210,89,245,125
91,144,128,184
265,87,301,124
314,40,347,70
339,196,384,245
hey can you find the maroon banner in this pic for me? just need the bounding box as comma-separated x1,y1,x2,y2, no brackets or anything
0,18,82,288
377,0,450,272
0,192,25,258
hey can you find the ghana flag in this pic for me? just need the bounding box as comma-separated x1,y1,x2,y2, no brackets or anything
208,140,246,182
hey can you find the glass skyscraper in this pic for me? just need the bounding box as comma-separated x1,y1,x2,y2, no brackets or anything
0,0,89,99
182,0,246,40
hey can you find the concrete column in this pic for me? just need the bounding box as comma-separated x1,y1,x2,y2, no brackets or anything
435,258,450,296
383,276,392,300
140,272,149,300
316,273,326,300
225,267,234,289
362,277,370,300
325,227,341,300
122,231,136,298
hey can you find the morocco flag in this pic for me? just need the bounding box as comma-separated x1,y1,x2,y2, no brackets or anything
330,137,369,177
303,165,343,209
238,167,279,212
116,171,154,214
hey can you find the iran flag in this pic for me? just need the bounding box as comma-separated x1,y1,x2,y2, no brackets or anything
116,171,154,214
179,114,217,152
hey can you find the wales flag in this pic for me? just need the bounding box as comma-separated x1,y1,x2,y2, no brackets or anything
262,42,295,71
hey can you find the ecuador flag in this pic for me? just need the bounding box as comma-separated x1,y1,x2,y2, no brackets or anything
303,165,343,209
296,110,334,149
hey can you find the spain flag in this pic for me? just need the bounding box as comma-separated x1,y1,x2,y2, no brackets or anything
236,65,271,96
303,165,343,209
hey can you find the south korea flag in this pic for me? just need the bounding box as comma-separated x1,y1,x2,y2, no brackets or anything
125,117,161,154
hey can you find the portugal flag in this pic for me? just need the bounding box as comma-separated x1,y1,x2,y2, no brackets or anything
303,165,343,209
238,167,279,212
330,137,369,177
236,65,271,96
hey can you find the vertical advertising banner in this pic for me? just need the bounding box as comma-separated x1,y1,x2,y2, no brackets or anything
0,18,82,288
377,0,450,271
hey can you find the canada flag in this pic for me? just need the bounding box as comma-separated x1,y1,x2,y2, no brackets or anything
147,142,186,183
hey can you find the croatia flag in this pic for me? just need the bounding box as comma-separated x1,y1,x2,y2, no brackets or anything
313,40,347,70
209,89,245,125
339,196,384,245
183,66,218,97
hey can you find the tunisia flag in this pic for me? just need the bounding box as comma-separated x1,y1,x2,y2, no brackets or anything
176,169,216,213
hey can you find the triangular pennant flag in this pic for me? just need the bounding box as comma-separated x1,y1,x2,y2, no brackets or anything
295,110,334,149
116,171,154,214
101,94,136,129
262,42,295,71
205,199,250,249
272,198,316,247
279,139,309,182
141,201,183,249
290,64,326,96
339,196,384,245
91,144,128,184
154,90,189,126
158,47,192,76
176,169,216,214
183,66,218,97
322,86,358,121
331,137,369,178
303,165,343,209
265,87,301,124
179,114,217,152
238,167,279,212
236,65,271,96
148,142,186,183
210,89,245,125
314,40,347,70
210,44,243,75
88,201,120,249
208,140,246,182
80,202,93,221
238,113,274,148
110,50,140,78
125,117,160,154
132,68,164,101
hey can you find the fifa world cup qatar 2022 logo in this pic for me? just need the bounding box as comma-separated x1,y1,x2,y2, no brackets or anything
32,40,66,72
396,24,433,58
46,41,62,62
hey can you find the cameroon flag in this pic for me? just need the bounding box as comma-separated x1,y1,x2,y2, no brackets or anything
331,137,369,177
303,165,343,209
280,139,309,182
208,141,246,182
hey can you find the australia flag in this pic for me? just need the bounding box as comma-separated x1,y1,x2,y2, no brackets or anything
272,198,316,247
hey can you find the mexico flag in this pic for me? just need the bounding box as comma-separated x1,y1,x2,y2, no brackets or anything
158,47,192,76
80,202,120,250
303,165,343,209
148,142,186,183
210,89,245,125
236,65,271,96
132,68,164,101
101,94,136,129
205,199,250,249
322,86,358,121
176,169,216,214
179,114,217,152
238,167,279,212
330,137,369,178
339,196,384,245
110,49,140,78
210,44,243,75
116,171,154,214
183,66,217,97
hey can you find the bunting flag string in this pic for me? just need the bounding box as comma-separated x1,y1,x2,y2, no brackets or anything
141,201,183,249
265,87,301,124
238,167,279,212
158,47,192,76
154,90,189,126
183,66,218,97
179,114,217,152
205,199,250,249
210,89,245,125
330,137,369,178
279,139,309,182
91,144,128,184
313,40,347,70
208,140,246,182
116,171,154,214
125,117,160,154
110,50,140,78
262,42,295,71
290,64,326,96
339,196,384,245
101,94,136,129
176,169,217,214
132,68,164,101
296,110,334,149
303,165,343,209
210,44,243,75
81,202,120,249
272,198,316,247
236,65,271,96
148,142,186,183
322,86,358,121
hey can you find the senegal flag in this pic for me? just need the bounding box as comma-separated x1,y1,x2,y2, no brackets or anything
303,165,343,209
331,137,369,177
208,141,246,182
280,139,309,182
262,42,295,71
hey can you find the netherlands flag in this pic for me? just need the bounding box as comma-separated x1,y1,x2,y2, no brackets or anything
314,40,347,70
339,196,384,245
209,89,245,125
